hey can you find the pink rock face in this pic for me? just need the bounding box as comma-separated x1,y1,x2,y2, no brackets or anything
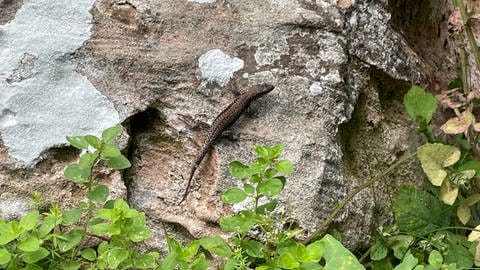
0,0,458,251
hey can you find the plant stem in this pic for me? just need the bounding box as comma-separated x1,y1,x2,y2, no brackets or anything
453,0,480,71
302,152,417,244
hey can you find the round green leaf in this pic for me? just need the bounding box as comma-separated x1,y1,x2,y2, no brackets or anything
66,136,89,150
243,184,255,195
198,236,233,257
370,240,388,261
87,185,109,202
102,125,122,143
107,248,129,269
102,144,121,158
81,248,97,261
20,210,39,231
268,144,283,159
85,135,102,149
428,250,443,267
221,188,247,204
403,85,438,123
0,248,12,265
64,164,90,183
265,168,278,178
228,161,250,179
275,160,294,174
277,253,300,269
62,208,83,226
258,178,284,196
254,145,270,159
107,155,131,169
242,239,264,258
305,241,324,262
219,215,255,233
22,247,49,264
133,253,159,269
18,236,41,252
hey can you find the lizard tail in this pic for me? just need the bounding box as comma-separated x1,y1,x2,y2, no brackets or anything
178,164,197,204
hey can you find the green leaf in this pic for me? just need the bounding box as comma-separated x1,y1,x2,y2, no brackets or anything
242,239,264,258
133,252,159,269
403,85,438,124
36,216,57,238
102,125,122,143
61,261,82,270
275,160,294,174
304,241,324,263
107,248,129,269
219,214,255,233
444,235,474,268
268,144,283,159
191,254,210,270
159,252,179,270
66,136,89,150
243,183,255,195
228,161,251,179
256,200,278,214
0,222,18,245
0,248,11,265
460,160,480,177
416,143,461,186
62,208,83,226
428,250,442,267
58,229,84,252
221,188,247,204
254,145,270,159
107,155,131,169
78,152,97,169
181,241,200,260
18,236,41,252
64,164,90,183
258,178,284,196
198,236,233,257
85,135,102,149
320,234,364,270
102,144,121,158
20,211,39,231
387,235,414,260
301,262,324,270
393,251,418,270
98,241,108,254
81,248,97,261
22,247,49,264
265,168,278,178
87,185,109,202
370,240,388,261
392,186,452,236
277,252,300,269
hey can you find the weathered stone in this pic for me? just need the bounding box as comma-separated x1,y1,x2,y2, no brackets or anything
0,0,458,254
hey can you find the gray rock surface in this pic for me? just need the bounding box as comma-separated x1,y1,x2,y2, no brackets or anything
0,0,456,252
0,0,119,166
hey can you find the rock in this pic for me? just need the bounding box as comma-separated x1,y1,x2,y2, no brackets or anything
0,0,457,252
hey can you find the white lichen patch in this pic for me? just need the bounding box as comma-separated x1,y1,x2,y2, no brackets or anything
0,0,119,166
309,82,324,96
198,49,244,86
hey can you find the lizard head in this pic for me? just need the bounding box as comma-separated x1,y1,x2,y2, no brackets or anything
253,83,275,96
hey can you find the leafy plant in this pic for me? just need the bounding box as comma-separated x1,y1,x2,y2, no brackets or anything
0,125,157,270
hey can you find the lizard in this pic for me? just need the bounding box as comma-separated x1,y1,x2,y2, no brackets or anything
180,83,275,203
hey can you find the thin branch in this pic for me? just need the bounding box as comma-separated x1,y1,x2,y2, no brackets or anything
302,152,417,244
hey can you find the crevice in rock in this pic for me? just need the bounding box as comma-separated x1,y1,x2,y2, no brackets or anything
0,0,23,25
388,0,456,88
121,107,182,206
337,67,420,250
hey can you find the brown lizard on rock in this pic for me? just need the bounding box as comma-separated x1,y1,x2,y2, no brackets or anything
180,84,275,203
